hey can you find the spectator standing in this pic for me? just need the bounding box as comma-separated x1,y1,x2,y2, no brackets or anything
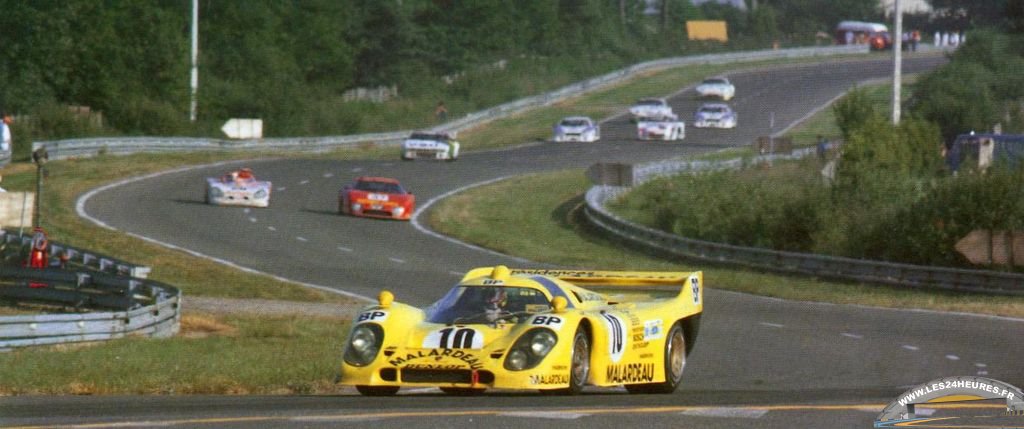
911,29,920,51
0,113,10,153
941,32,949,47
934,31,941,47
844,30,854,45
951,31,960,47
435,101,448,123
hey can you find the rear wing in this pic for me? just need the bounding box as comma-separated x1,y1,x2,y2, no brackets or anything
461,266,702,302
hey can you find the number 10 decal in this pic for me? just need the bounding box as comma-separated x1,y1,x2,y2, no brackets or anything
424,327,484,349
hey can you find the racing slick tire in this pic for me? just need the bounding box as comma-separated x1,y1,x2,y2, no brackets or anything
543,327,590,395
355,385,400,396
439,387,485,395
625,321,686,394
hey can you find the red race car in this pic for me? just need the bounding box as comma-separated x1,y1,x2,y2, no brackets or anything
338,176,415,220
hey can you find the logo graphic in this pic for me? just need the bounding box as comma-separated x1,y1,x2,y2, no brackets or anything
875,376,1024,427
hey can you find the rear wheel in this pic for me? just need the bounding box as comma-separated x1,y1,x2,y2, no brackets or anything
355,385,399,396
625,321,686,394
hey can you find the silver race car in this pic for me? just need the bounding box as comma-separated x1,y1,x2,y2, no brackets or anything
695,77,736,101
629,98,675,122
206,168,272,208
692,103,738,129
553,116,601,142
401,132,460,161
637,114,686,141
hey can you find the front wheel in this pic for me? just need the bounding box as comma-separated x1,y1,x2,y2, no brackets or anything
355,385,400,396
543,327,589,395
625,321,686,394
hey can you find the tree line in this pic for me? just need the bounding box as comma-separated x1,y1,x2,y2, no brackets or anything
0,0,888,144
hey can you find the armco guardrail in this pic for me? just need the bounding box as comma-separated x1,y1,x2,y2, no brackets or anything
0,266,181,350
1,229,151,278
583,151,1024,295
32,45,868,160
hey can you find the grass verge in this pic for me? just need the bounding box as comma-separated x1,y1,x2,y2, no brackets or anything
0,313,349,395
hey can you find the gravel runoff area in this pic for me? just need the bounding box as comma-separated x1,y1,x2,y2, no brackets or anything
184,297,363,319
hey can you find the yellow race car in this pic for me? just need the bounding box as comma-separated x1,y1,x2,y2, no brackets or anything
337,265,703,396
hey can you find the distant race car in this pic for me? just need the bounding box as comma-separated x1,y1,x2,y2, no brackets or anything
206,168,271,208
629,98,674,121
553,116,600,142
339,176,415,221
695,77,735,101
692,103,738,129
637,114,686,141
401,132,460,161
337,265,704,396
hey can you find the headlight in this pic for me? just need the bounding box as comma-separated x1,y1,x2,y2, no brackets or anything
343,324,384,367
351,203,362,212
210,187,223,198
530,330,556,356
254,189,267,199
504,328,557,371
391,206,405,216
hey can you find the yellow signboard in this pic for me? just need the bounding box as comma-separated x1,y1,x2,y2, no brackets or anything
686,20,728,42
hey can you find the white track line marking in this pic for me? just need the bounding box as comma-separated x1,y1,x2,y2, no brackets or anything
902,345,919,351
975,363,987,368
323,173,334,178
978,370,989,376
276,186,287,191
299,180,310,185
500,412,588,420
296,237,308,242
410,176,534,264
249,217,257,223
841,333,863,339
243,208,251,214
351,167,363,172
681,408,768,419
759,322,784,328
338,246,353,252
449,271,463,277
945,354,960,361
389,257,405,264
74,162,372,302
268,226,277,232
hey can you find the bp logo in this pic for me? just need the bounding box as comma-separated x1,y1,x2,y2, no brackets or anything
875,376,1024,427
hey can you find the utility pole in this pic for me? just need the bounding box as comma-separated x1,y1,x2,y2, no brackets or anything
892,0,903,125
189,0,199,122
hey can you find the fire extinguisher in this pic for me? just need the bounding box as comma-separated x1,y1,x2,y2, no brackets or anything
27,227,48,269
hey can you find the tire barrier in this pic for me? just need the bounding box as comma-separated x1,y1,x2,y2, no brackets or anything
0,231,178,350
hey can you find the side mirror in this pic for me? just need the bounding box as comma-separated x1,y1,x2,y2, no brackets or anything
551,296,568,313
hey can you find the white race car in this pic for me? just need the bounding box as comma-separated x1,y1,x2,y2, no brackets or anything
206,168,271,208
695,77,736,101
692,103,738,129
401,132,460,161
629,98,674,121
637,114,686,141
553,116,600,142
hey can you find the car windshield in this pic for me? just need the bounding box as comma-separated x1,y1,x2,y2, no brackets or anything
700,106,727,113
560,119,589,126
424,286,551,324
702,78,727,85
636,99,663,106
409,133,449,141
354,180,404,194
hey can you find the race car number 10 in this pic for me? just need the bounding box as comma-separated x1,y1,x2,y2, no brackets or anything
424,327,484,349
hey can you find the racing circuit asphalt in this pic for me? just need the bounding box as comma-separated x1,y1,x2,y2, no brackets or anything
6,53,1023,429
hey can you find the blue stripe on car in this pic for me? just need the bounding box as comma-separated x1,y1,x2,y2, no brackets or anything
531,276,575,308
